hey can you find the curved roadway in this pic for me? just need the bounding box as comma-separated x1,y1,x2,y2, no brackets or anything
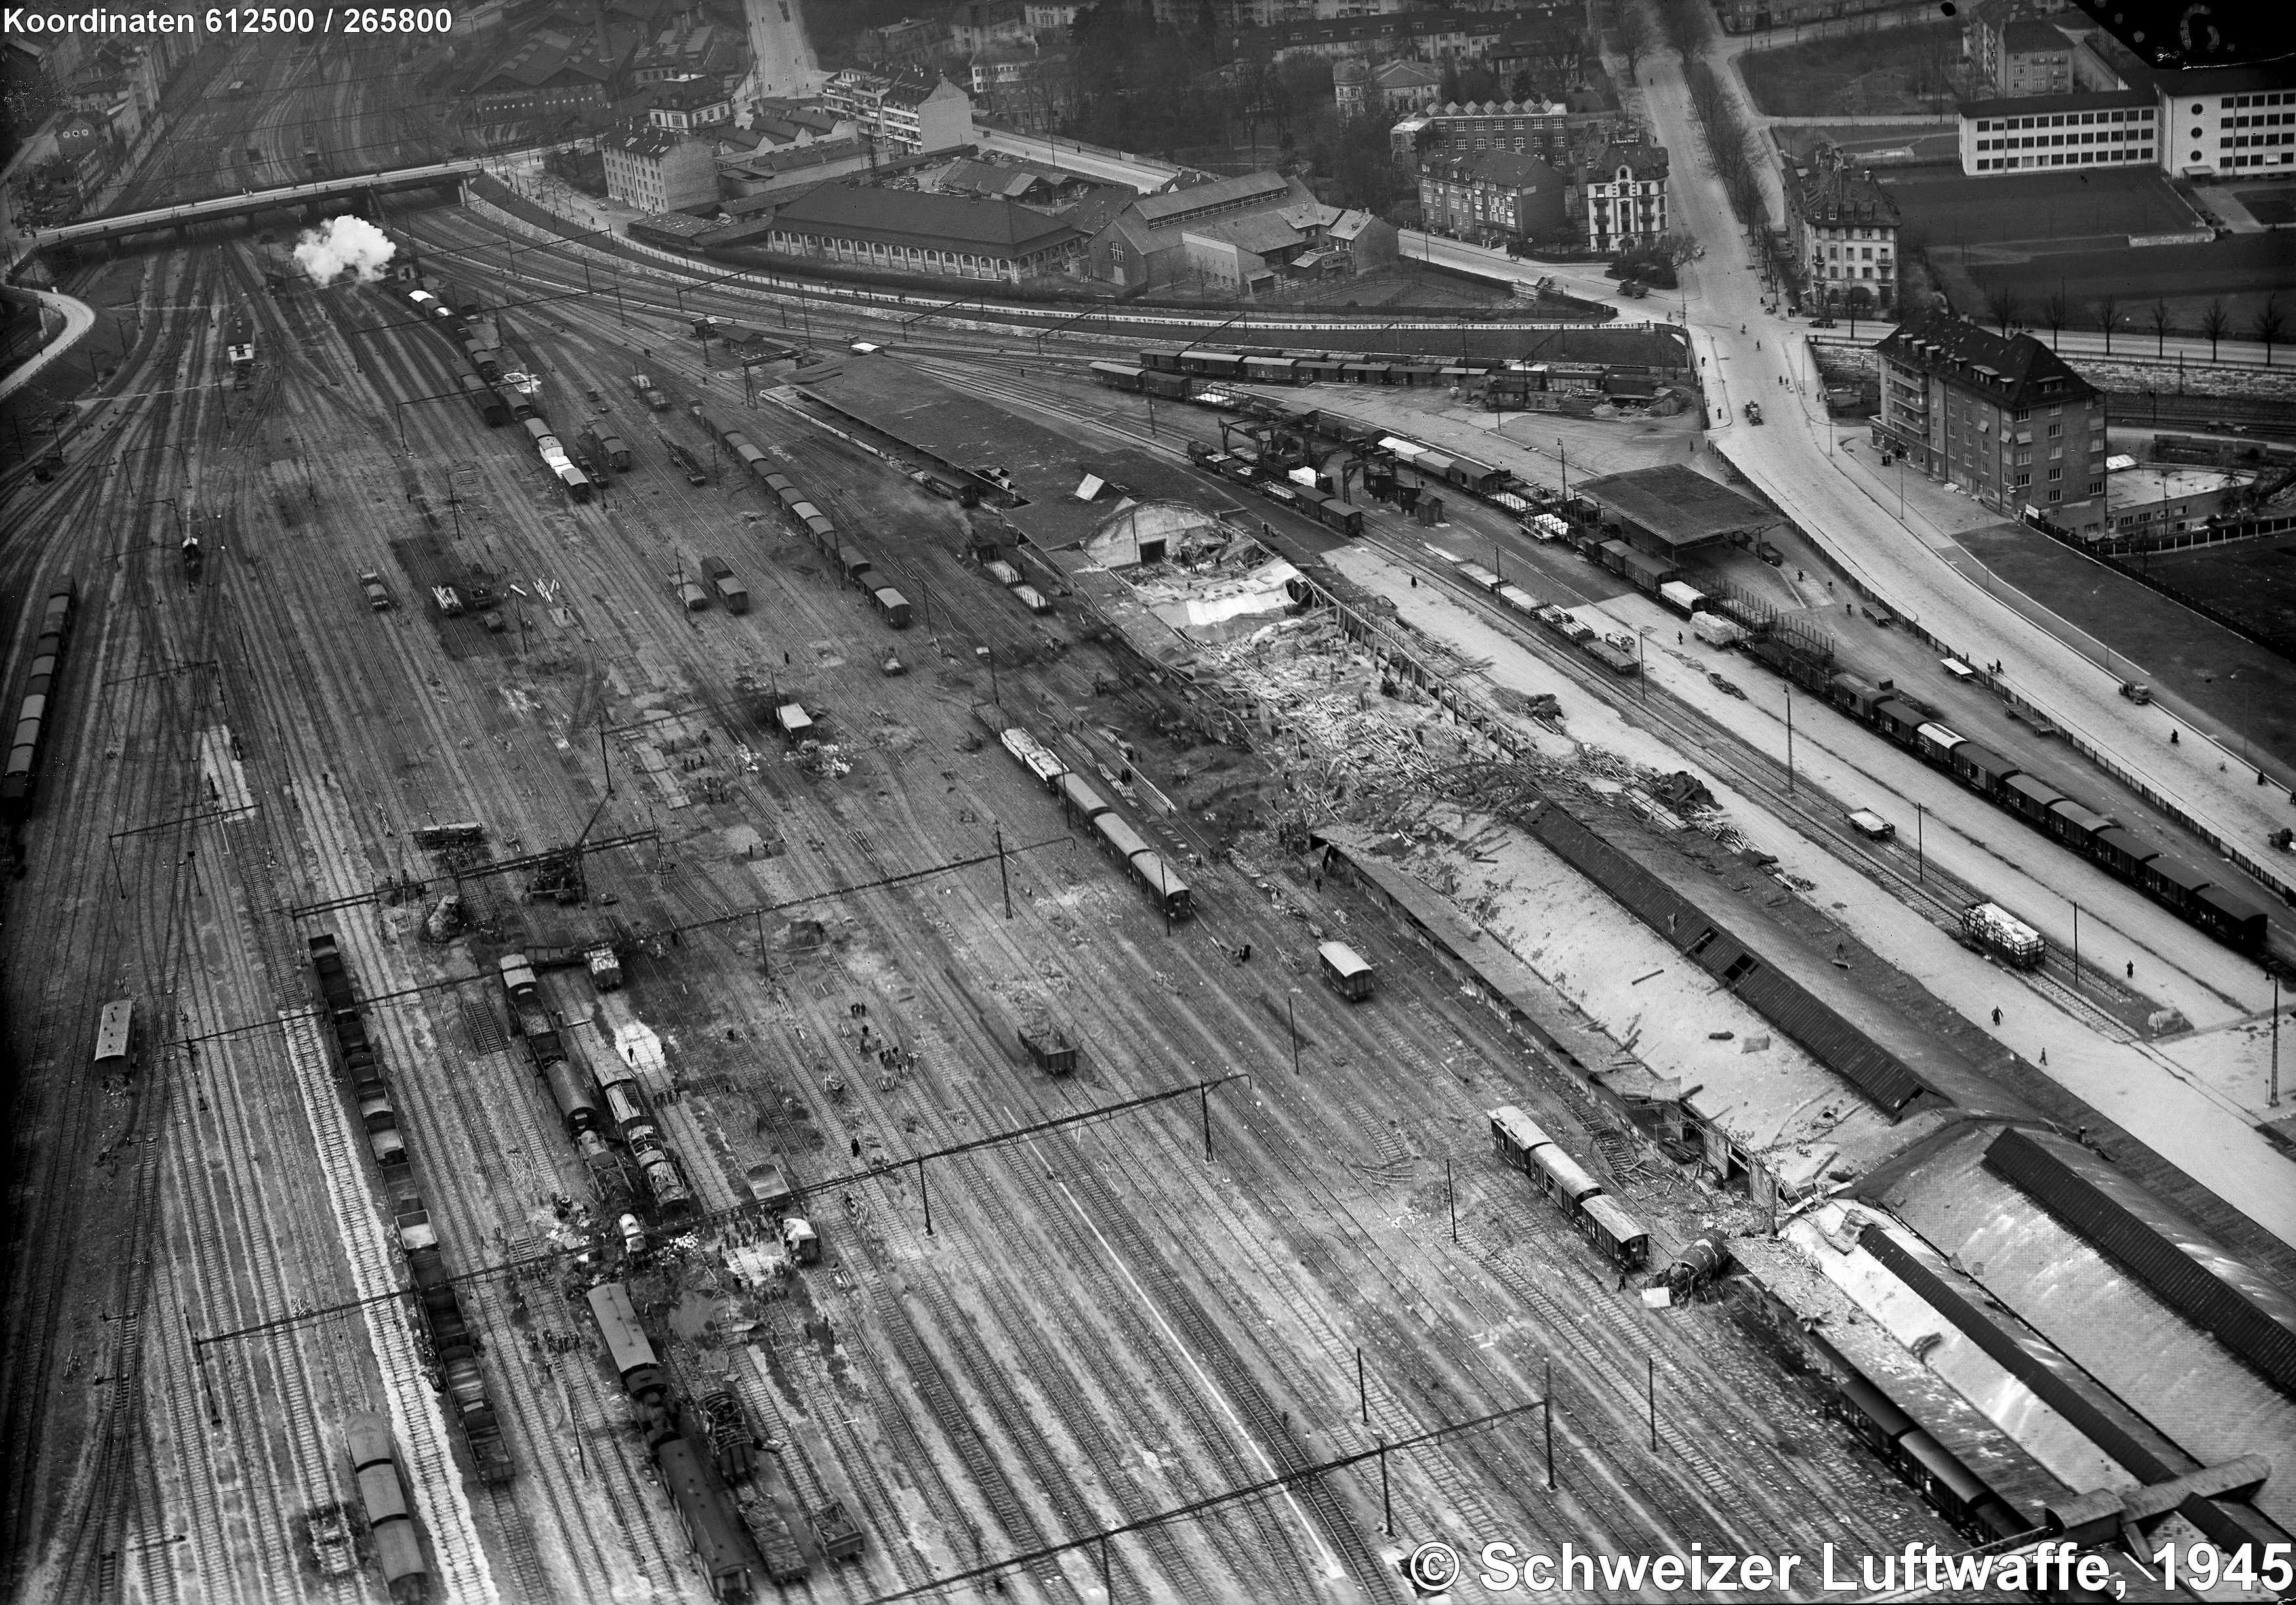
1628,0,2296,911
0,290,96,404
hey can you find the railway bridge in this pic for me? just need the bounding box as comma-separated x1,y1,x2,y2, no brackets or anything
24,161,482,259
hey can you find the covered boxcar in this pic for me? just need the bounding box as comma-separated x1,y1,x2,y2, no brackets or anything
1580,1195,1650,1270
1317,941,1374,1001
1057,772,1109,823
586,1282,668,1406
1914,722,1965,766
1948,742,2019,797
2190,883,2269,953
2000,772,2065,825
345,1412,428,1600
1090,361,1146,392
1489,1106,1554,1171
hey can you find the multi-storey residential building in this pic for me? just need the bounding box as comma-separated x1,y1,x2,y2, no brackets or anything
762,182,1085,282
1784,155,1898,310
601,126,720,213
1370,59,1445,114
1023,1,1082,31
855,18,948,69
951,0,1030,54
1574,143,1666,252
647,76,734,131
1334,58,1370,119
1873,314,2108,532
966,41,1078,132
1967,0,2080,91
1419,150,1567,241
1389,98,1568,168
821,69,974,154
1715,0,1914,33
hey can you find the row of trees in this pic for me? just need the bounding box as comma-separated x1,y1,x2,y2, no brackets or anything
1976,281,2287,364
1683,60,1769,230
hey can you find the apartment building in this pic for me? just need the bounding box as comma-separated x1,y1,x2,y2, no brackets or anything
1419,150,1567,241
1784,156,1898,310
1575,142,1666,252
1389,97,1569,167
1873,314,2108,532
601,126,720,213
820,68,974,154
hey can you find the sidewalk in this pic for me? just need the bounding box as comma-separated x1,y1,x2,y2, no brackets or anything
1815,405,2296,785
0,288,95,404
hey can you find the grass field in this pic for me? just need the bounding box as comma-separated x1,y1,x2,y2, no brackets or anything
2230,184,2296,226
1738,20,1961,117
1884,167,2202,251
1880,167,2294,329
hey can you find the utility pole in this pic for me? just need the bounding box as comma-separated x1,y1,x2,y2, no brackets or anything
1784,686,1795,795
995,825,1012,919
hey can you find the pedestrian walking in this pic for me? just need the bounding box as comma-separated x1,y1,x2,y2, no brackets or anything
2170,730,2180,744
2041,1049,2049,1064
1991,1007,2003,1026
2125,960,2134,978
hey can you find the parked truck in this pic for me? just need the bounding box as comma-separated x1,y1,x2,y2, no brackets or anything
628,373,670,411
700,556,749,614
1961,901,2045,969
360,572,392,611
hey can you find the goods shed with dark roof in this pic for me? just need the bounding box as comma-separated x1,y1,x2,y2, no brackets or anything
1574,463,1778,553
758,180,1086,283
792,351,1238,549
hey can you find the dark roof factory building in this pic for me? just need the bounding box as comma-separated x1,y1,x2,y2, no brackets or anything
760,181,1085,284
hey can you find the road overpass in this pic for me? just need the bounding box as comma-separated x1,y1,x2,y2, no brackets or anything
26,160,481,254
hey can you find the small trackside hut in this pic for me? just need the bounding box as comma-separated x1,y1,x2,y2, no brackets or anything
1317,942,1375,1001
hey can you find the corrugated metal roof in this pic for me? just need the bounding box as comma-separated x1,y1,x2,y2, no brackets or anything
1856,1223,2182,1484
1984,1128,2296,1394
1526,802,1928,1114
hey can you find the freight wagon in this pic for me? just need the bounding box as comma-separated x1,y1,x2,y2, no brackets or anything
651,1428,771,1598
1742,649,2275,955
459,371,508,427
2,579,79,825
94,999,134,1079
701,556,749,614
586,1282,668,1406
870,587,911,629
1318,941,1375,1001
1486,1105,1648,1269
344,1413,428,1600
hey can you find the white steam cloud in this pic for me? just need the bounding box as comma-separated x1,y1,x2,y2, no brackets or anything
292,215,397,286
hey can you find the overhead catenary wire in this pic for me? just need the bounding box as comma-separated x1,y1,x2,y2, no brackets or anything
192,1072,1244,1346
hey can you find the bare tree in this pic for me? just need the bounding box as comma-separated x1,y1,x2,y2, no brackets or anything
2147,297,2173,357
2253,293,2285,367
1982,276,2021,334
2200,297,2230,362
2091,291,2120,354
2041,285,2068,347
1620,2,1655,83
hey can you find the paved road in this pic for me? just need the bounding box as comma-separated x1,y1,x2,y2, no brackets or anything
1631,1,2296,917
974,128,1185,194
740,0,819,100
0,288,95,402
